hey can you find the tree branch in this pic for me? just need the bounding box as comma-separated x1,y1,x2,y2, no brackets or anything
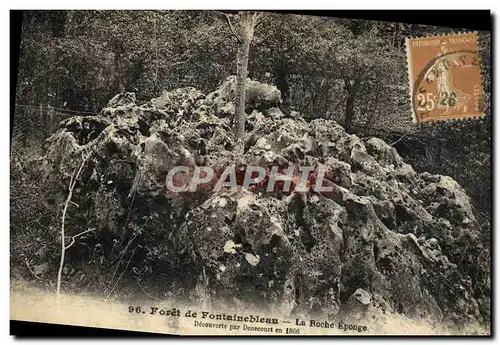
106,248,136,300
65,228,97,250
57,152,91,299
215,11,243,44
390,133,408,147
25,258,42,280
253,12,265,28
170,55,193,67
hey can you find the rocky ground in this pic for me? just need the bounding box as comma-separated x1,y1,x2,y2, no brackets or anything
17,77,490,331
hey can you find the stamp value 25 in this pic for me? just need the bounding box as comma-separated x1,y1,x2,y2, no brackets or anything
406,32,484,123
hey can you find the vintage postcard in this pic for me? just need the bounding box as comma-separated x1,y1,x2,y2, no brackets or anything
10,10,491,336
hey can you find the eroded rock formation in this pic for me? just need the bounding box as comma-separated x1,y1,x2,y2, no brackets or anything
40,77,490,327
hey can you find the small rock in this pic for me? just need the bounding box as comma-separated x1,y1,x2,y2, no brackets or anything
245,253,260,266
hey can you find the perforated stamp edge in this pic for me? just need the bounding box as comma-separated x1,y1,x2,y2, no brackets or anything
404,31,485,124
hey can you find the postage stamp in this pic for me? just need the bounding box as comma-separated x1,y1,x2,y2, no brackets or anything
406,32,485,123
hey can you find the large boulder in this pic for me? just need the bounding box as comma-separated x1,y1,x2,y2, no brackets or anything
211,75,282,112
39,78,489,328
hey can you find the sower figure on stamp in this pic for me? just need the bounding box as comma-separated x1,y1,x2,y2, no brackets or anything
424,44,473,115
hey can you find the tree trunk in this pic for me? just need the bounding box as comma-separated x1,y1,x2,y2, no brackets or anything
345,96,354,131
234,39,250,141
343,77,361,132
275,61,289,106
275,18,289,108
435,138,443,170
233,13,255,144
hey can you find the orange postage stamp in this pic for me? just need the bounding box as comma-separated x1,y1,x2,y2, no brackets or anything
406,32,484,123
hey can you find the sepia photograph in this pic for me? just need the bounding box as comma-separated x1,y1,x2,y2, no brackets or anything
9,9,492,336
